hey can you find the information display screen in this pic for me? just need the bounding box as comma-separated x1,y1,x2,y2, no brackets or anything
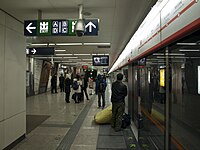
92,55,109,66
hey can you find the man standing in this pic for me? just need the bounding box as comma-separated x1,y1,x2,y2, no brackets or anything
64,75,71,103
51,74,58,93
96,74,107,109
81,75,89,100
111,73,127,132
59,74,65,92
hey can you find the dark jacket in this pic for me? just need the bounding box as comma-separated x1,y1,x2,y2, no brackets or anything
81,78,88,89
51,75,57,87
95,78,107,93
59,76,65,85
65,78,71,93
111,81,127,103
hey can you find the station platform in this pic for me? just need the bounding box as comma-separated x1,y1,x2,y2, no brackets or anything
12,80,139,150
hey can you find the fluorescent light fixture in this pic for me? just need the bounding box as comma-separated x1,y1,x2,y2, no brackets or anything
157,56,186,59
53,57,78,59
92,54,109,55
31,43,48,46
54,61,73,62
48,43,56,46
68,59,82,61
179,49,200,52
82,59,92,61
83,43,111,46
62,57,78,59
56,43,82,46
169,53,185,56
74,54,91,56
34,57,48,59
153,53,184,56
153,53,164,56
177,43,197,46
55,50,66,52
55,54,74,56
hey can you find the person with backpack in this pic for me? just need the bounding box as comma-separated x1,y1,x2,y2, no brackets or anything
95,74,107,109
72,76,82,103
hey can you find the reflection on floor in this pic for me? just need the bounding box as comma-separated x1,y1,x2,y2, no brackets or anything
12,80,138,150
26,115,50,134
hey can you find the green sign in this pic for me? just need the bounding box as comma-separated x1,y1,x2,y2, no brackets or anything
68,20,77,36
37,20,52,36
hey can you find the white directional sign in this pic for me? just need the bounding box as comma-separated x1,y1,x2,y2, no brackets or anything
85,21,96,32
26,23,36,33
24,20,37,36
31,48,37,54
84,19,99,35
26,47,54,55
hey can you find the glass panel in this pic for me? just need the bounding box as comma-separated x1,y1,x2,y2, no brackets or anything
137,53,166,149
168,30,200,150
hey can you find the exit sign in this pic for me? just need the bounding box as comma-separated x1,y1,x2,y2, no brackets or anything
24,19,99,36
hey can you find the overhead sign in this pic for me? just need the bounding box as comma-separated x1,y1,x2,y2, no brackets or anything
84,19,98,36
52,20,68,35
26,47,55,55
24,20,37,36
24,19,99,36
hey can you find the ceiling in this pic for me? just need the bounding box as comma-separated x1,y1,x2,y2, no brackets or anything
0,0,157,69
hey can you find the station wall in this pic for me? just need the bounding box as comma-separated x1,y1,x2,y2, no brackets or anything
0,10,26,149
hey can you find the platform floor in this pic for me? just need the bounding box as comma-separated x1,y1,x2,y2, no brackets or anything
12,81,139,150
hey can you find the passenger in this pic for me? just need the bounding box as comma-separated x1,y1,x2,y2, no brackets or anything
111,73,127,132
72,75,82,103
51,74,57,94
59,74,65,92
64,75,71,103
95,74,107,109
81,74,89,100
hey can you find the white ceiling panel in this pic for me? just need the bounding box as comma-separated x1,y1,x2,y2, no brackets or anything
0,0,157,68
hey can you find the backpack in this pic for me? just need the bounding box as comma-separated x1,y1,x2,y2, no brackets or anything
99,79,105,92
121,113,131,129
72,81,79,90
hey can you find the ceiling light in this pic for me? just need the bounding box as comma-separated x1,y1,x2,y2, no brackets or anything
54,61,73,62
63,57,78,59
82,59,92,60
48,43,56,46
56,43,82,46
30,43,48,46
83,43,111,46
153,53,164,56
169,53,185,56
68,59,82,61
55,50,66,52
179,49,200,52
55,54,74,56
92,54,109,55
34,57,48,59
74,54,91,56
176,43,197,46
